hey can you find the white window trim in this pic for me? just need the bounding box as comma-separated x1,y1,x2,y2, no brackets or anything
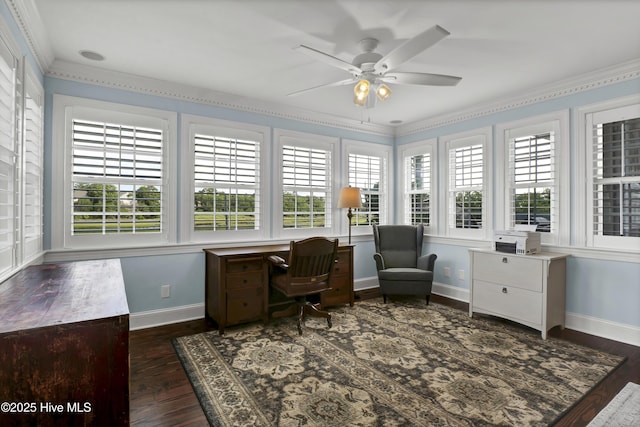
495,110,570,247
398,138,437,234
341,139,393,238
180,114,270,243
273,128,338,240
576,96,640,251
51,95,177,250
440,127,493,240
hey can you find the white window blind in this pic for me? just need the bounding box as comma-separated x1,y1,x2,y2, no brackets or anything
509,132,554,232
0,39,18,274
193,133,260,231
22,72,43,262
282,144,331,229
449,143,483,229
405,152,431,226
348,153,382,226
592,115,640,238
72,119,164,235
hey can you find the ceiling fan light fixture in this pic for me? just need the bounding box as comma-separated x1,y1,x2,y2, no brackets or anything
353,93,367,106
376,83,392,101
354,79,370,97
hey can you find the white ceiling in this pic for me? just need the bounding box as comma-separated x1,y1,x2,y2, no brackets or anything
30,0,640,128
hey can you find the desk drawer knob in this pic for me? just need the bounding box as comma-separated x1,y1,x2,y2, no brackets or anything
502,287,508,294
502,257,508,263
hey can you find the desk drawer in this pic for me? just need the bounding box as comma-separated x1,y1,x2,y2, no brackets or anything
227,287,264,324
321,275,351,307
473,252,542,292
333,249,351,275
225,256,263,274
473,280,541,326
226,271,263,289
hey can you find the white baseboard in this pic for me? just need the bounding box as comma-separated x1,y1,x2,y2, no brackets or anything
565,311,640,347
129,289,640,348
432,282,470,303
354,276,379,291
129,303,204,330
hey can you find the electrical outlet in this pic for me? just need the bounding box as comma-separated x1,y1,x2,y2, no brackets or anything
457,269,465,280
443,267,451,278
161,284,171,298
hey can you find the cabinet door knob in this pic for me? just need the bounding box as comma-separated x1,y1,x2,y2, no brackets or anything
502,257,508,263
502,287,508,294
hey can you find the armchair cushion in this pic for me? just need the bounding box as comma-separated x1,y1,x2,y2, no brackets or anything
378,268,432,282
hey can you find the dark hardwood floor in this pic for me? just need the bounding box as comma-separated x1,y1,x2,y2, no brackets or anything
130,294,639,426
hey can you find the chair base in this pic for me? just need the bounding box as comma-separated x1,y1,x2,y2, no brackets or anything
271,298,332,335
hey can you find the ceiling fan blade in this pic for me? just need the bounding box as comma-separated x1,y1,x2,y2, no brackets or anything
381,72,462,86
287,78,355,97
374,25,450,73
294,45,362,75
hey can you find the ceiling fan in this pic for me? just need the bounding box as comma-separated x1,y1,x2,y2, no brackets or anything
289,25,462,107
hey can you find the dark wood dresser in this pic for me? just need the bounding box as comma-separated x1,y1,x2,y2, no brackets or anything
0,259,130,426
204,244,354,334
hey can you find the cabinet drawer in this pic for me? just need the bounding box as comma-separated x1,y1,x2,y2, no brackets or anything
227,287,264,324
226,271,263,289
473,252,542,292
225,256,263,274
321,276,351,307
473,280,542,326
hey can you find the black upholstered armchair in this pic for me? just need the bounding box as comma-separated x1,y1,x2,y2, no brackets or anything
372,224,437,305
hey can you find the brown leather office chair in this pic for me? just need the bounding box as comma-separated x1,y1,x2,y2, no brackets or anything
268,237,338,335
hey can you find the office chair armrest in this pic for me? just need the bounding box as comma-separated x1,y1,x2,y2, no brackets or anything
268,255,288,270
373,253,385,271
417,253,437,272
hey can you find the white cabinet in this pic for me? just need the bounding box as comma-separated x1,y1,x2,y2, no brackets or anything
469,249,568,339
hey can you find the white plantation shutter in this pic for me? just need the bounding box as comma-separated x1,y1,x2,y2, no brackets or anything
508,132,555,232
193,133,260,231
22,72,43,262
405,152,431,226
0,39,18,274
282,144,331,229
349,153,382,226
449,143,483,229
591,106,640,242
71,119,164,235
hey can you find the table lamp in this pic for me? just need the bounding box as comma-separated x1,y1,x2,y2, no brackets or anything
337,186,363,244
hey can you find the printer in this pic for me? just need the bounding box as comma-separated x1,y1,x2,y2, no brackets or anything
494,225,541,255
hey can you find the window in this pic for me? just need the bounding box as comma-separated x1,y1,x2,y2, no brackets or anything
443,128,492,238
587,102,640,250
182,115,268,242
510,133,553,232
343,140,391,233
22,69,44,263
71,120,163,235
0,37,19,275
497,112,568,246
52,96,177,249
275,130,337,237
0,29,44,281
450,144,483,229
400,139,435,230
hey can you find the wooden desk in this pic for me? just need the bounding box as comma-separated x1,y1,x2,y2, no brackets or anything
204,244,354,334
0,259,130,426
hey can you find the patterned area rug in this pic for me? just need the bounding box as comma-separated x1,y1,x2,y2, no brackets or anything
173,299,624,426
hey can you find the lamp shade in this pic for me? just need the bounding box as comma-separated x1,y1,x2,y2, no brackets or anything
337,187,363,208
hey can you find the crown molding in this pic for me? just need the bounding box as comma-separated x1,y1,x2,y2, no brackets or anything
397,58,640,137
46,60,395,137
5,0,54,73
